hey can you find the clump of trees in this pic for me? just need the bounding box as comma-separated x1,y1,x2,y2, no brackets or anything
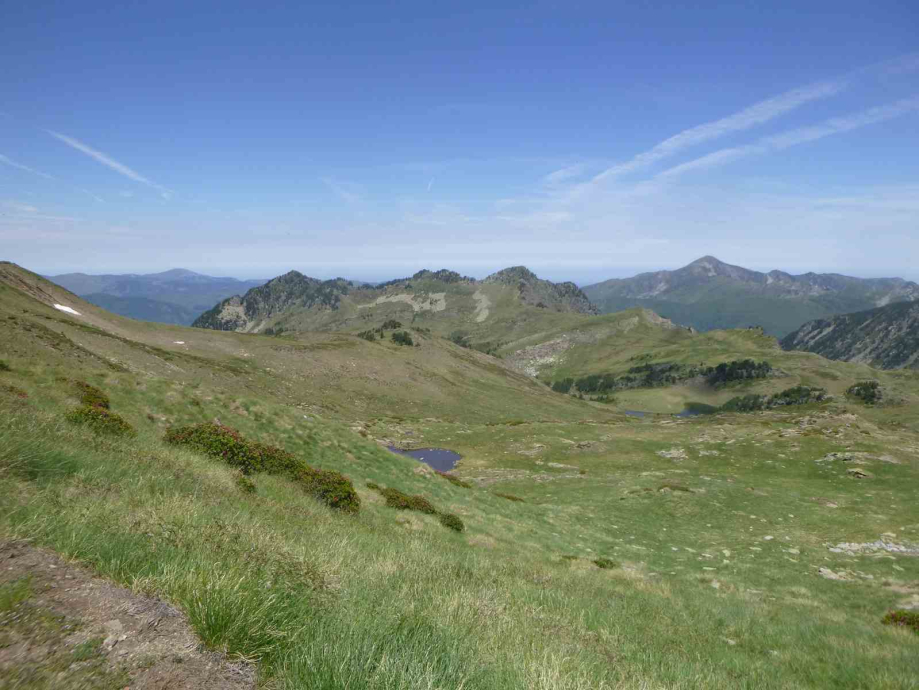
551,358,774,400
847,380,882,405
703,359,773,388
391,330,414,346
719,385,826,413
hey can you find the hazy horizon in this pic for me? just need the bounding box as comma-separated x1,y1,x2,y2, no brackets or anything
3,3,918,284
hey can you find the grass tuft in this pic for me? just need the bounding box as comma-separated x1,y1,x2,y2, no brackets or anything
493,492,525,502
0,359,11,372
592,558,617,570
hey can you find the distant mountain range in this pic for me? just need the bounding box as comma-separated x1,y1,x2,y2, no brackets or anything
47,269,267,325
781,301,919,369
582,256,919,337
192,266,597,348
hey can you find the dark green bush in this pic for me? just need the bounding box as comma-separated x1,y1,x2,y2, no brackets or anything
438,513,465,532
165,423,359,513
366,481,380,490
296,466,361,514
378,487,437,514
436,471,472,488
720,386,826,413
593,558,617,570
847,380,882,405
380,319,403,330
66,405,135,437
357,330,376,342
0,360,11,372
493,492,524,502
704,359,772,388
882,610,919,635
73,380,110,409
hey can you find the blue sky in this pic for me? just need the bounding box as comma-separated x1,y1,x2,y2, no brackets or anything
2,1,918,283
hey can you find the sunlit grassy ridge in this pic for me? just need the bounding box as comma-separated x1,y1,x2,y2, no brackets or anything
1,262,919,688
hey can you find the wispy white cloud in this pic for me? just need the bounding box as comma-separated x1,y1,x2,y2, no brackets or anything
0,153,55,180
46,130,172,198
427,177,435,192
322,177,362,204
592,81,846,182
658,96,919,179
544,164,586,185
2,200,39,213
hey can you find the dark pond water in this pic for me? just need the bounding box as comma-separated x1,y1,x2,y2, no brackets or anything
624,403,718,419
388,446,461,472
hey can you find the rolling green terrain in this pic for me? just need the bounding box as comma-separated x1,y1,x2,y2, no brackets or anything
583,256,919,337
2,260,919,689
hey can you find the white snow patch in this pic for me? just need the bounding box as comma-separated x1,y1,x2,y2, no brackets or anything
173,341,185,345
53,304,81,316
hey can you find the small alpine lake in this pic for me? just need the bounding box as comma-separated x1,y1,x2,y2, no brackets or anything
388,446,461,472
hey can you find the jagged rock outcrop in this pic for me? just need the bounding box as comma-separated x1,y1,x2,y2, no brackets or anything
484,266,598,315
192,271,352,332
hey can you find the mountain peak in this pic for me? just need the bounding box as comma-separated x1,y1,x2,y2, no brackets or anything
484,266,538,284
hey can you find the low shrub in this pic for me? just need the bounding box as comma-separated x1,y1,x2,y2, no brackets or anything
0,360,11,372
882,610,919,635
494,492,524,502
438,513,465,532
66,405,135,437
593,558,617,570
296,466,361,514
847,380,882,405
378,487,437,514
367,484,463,530
436,471,472,488
73,380,110,409
165,423,359,513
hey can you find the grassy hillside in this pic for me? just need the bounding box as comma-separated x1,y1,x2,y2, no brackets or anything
2,261,919,688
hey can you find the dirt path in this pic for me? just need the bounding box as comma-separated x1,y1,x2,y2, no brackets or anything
0,541,255,689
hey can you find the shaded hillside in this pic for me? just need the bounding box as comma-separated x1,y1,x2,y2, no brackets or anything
583,256,919,336
82,293,199,325
47,268,267,324
781,301,919,369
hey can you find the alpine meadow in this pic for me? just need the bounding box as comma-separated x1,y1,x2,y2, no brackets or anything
3,2,919,688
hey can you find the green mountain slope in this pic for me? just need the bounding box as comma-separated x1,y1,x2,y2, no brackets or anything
781,300,919,369
3,260,919,689
583,256,919,336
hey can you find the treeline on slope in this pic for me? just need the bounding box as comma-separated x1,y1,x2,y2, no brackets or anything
552,359,773,397
448,331,505,356
719,385,827,412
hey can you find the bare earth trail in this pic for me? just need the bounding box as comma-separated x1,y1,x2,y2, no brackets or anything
0,541,255,690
